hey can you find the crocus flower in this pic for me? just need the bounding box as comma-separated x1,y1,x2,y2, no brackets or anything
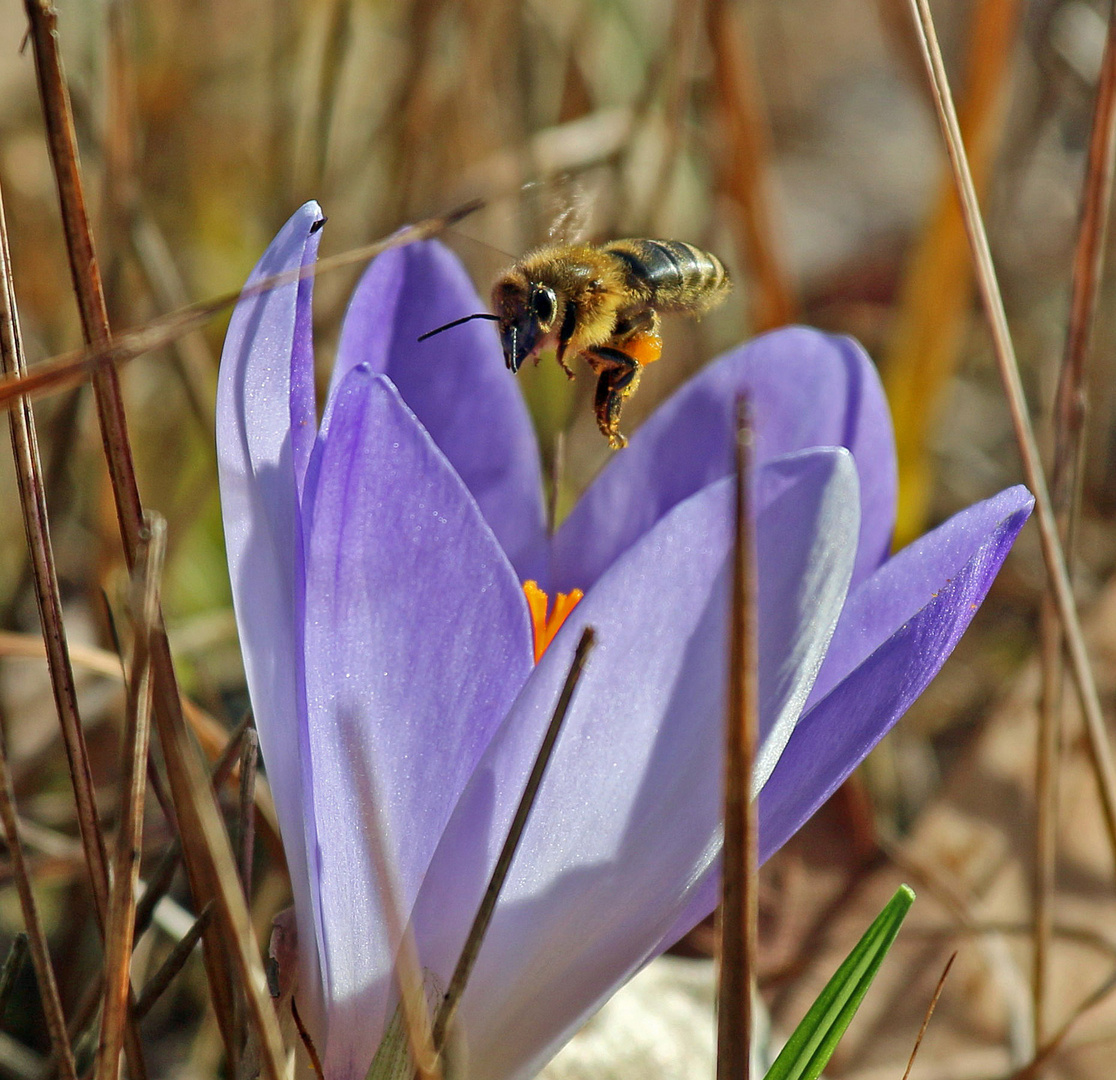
217,202,1033,1080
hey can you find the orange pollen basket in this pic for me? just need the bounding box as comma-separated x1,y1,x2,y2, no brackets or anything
523,580,584,663
626,329,663,366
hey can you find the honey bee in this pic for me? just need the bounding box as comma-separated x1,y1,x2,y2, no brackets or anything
419,239,731,448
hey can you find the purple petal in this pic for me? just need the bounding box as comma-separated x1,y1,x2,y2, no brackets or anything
411,479,734,1080
551,327,896,594
216,201,324,1019
753,449,858,790
334,240,548,581
809,485,1036,706
299,368,533,1078
758,486,1034,861
651,485,1033,954
407,448,862,1080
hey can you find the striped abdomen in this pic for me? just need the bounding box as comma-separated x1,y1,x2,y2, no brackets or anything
603,239,731,313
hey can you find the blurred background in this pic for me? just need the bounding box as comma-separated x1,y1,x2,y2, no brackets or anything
1,0,1115,1076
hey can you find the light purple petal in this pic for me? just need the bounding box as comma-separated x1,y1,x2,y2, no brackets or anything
651,486,1033,954
808,485,1035,705
406,448,862,1080
215,201,324,1022
334,240,548,581
551,326,896,594
752,449,859,790
299,368,533,1079
412,480,733,1080
757,486,1034,862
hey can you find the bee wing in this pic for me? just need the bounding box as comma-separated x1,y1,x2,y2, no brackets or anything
540,174,597,244
546,186,593,243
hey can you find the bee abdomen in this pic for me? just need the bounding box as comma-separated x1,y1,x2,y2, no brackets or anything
604,239,729,310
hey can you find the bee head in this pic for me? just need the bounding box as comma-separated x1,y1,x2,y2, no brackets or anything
492,277,559,373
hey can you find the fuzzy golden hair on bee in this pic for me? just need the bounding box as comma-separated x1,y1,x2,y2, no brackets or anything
420,237,731,449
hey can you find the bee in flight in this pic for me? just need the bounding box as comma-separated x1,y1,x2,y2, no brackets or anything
419,239,731,448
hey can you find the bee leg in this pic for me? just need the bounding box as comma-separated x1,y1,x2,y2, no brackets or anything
555,303,580,379
554,338,578,379
589,347,641,449
613,310,663,367
555,353,577,379
613,307,658,338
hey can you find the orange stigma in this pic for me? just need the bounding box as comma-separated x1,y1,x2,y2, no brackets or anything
523,580,584,663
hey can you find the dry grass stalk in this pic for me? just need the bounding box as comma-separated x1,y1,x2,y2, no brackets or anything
0,181,79,1056
0,201,483,414
337,713,440,1080
15,4,490,1069
633,0,703,234
0,935,29,1023
0,725,77,1080
431,628,596,1059
716,401,759,1080
96,515,165,1080
0,96,148,1074
899,951,956,1080
883,0,1022,546
903,0,1116,883
705,0,796,332
22,0,255,1062
60,713,255,1057
235,728,260,904
135,904,215,1021
1035,0,1116,1044
1010,970,1116,1080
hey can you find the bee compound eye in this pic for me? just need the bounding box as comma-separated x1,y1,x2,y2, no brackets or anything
532,286,557,326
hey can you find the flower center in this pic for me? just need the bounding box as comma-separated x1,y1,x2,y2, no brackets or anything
523,580,584,663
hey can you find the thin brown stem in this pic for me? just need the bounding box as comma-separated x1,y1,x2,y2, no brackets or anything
132,716,251,949
96,516,164,1080
883,0,1021,546
635,0,702,234
1007,968,1116,1080
150,675,276,1064
22,0,290,1069
65,717,253,1054
431,627,596,1056
1052,0,1116,508
904,0,1116,872
717,399,758,1080
0,200,484,414
340,717,439,1080
0,189,107,915
233,727,259,1077
900,952,956,1080
134,904,214,1020
236,728,259,901
0,743,76,1079
1035,0,1116,1043
0,148,147,1078
22,0,141,544
1033,602,1061,1046
292,997,326,1080
706,0,796,331
0,934,29,1021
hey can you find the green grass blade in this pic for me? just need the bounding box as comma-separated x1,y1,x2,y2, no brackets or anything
763,884,915,1080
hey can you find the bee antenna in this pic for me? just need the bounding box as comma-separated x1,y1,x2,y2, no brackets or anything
417,312,499,342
